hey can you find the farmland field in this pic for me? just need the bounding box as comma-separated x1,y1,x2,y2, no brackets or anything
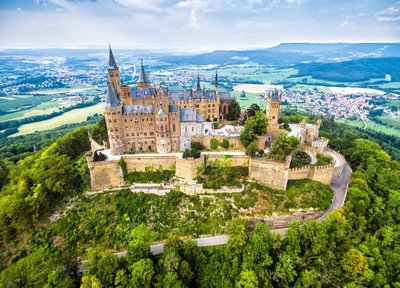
339,119,400,137
11,102,104,136
0,101,68,122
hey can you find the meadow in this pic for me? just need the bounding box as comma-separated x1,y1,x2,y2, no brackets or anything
12,103,104,136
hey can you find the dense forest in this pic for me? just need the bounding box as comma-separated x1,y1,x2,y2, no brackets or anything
0,115,399,287
294,57,400,82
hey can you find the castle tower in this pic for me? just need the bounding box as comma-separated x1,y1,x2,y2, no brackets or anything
137,59,151,90
104,83,124,155
266,89,282,133
155,108,172,153
108,45,121,96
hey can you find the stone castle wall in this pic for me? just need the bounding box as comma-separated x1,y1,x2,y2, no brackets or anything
288,164,334,185
123,155,176,172
176,157,204,180
193,135,244,150
249,157,290,190
87,157,124,191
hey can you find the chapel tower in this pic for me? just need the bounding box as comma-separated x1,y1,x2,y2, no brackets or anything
266,89,282,133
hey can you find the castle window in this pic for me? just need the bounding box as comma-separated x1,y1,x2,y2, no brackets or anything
126,133,129,137
150,132,154,136
131,133,134,136
144,132,147,136
130,119,133,122
192,127,194,132
208,104,211,107
108,119,111,123
114,119,117,123
124,119,127,122
173,124,176,132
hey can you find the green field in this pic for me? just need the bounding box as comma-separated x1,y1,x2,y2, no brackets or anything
378,114,400,129
0,101,67,122
339,118,400,137
11,102,104,136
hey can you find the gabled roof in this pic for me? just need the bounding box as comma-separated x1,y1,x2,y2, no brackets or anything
180,108,197,122
108,45,118,70
105,83,120,108
157,108,167,116
138,59,150,83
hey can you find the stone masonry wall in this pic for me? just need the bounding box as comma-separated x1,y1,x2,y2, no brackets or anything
87,157,124,191
249,158,289,190
122,155,176,172
288,164,334,185
176,157,204,180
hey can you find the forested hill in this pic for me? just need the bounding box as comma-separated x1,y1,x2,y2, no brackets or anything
0,117,399,287
295,57,400,82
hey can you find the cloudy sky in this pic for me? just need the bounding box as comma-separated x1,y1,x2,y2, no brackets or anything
0,0,399,51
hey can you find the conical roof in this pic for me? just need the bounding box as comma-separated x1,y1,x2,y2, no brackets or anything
196,74,201,91
157,108,167,116
108,45,118,69
105,82,120,108
138,59,150,83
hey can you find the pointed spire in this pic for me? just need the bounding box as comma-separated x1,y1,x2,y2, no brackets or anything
108,44,118,70
105,82,120,108
138,59,150,83
196,74,201,91
214,70,218,88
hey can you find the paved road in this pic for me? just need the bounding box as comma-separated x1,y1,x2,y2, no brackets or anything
80,156,352,270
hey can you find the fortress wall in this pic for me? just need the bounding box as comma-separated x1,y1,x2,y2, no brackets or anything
312,164,335,185
176,157,204,180
288,166,314,180
122,155,177,172
207,154,249,167
87,157,124,191
326,149,346,179
249,158,288,190
289,163,335,185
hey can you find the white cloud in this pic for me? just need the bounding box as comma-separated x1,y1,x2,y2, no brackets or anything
341,19,351,27
16,7,22,12
377,1,400,22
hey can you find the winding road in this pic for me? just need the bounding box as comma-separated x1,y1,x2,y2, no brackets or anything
80,155,352,270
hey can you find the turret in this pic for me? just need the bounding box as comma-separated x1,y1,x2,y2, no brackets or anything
266,89,282,133
104,83,124,155
108,44,121,96
137,59,151,89
215,70,219,101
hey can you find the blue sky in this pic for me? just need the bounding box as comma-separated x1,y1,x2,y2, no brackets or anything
0,0,399,50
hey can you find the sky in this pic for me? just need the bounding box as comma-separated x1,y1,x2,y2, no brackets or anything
0,0,399,51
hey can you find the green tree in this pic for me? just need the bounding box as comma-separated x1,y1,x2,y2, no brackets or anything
240,110,267,148
342,248,369,279
235,270,259,288
245,141,259,157
210,138,220,150
129,258,154,288
221,139,230,149
269,132,300,161
227,98,241,121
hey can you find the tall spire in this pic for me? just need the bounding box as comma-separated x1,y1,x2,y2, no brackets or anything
105,82,120,108
196,74,201,91
108,44,118,70
138,59,150,83
214,70,218,89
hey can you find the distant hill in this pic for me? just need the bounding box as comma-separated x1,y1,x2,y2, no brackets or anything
294,57,400,82
160,43,400,66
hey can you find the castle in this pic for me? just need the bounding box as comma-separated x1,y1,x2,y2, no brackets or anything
105,46,233,155
87,47,347,193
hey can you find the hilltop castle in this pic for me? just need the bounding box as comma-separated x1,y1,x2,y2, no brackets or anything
105,46,233,155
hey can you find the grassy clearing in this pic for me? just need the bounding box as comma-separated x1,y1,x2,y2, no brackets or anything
0,94,59,112
12,103,104,136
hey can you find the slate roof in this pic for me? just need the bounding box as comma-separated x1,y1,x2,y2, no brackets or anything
105,83,120,108
108,46,118,70
180,108,197,122
123,105,153,114
138,59,150,83
169,105,179,113
131,87,156,99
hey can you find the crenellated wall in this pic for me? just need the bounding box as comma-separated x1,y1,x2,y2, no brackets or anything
288,163,334,185
87,148,346,192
